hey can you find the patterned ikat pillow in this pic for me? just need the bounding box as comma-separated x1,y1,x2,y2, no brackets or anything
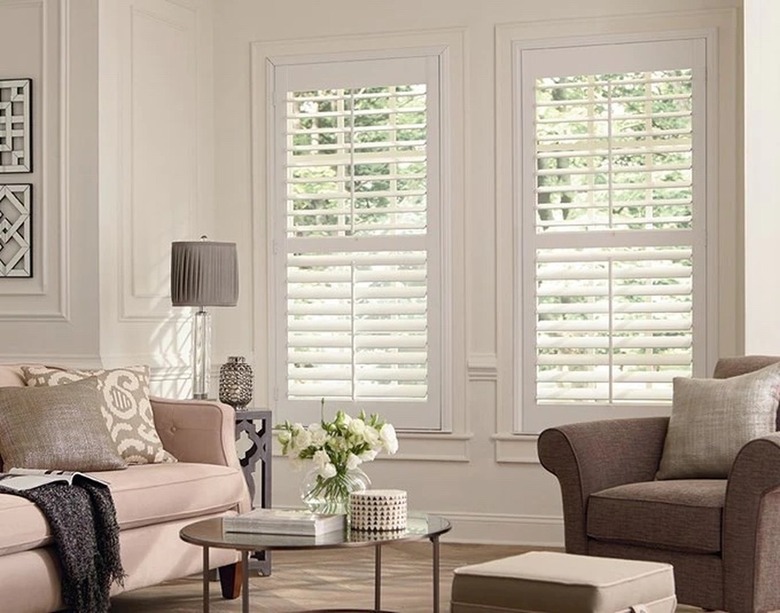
21,365,176,465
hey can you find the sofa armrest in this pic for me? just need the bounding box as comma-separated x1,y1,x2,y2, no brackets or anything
724,432,780,613
151,397,240,470
537,417,669,554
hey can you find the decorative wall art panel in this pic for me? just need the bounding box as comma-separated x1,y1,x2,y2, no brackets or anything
0,79,31,173
0,184,32,277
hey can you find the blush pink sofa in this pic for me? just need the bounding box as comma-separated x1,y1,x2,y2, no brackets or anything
0,364,251,612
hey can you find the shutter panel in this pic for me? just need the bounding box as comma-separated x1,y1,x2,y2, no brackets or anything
529,65,697,408
275,65,440,426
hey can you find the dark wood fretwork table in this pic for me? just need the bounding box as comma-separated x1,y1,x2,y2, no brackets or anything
233,408,272,575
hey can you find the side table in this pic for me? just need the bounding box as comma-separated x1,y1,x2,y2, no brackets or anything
234,408,272,575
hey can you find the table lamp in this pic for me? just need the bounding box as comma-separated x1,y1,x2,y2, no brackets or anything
171,237,238,399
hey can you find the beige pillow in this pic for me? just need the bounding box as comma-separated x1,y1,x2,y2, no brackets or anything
21,365,176,465
657,362,780,479
0,378,126,471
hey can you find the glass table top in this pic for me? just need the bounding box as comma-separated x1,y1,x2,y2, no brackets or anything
180,512,451,551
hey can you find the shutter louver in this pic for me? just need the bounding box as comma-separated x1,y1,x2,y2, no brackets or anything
531,68,696,406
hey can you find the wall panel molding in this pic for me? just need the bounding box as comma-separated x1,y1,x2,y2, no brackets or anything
0,0,69,321
117,0,200,321
492,433,540,464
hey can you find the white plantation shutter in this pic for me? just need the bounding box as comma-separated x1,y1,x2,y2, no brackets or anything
271,54,443,430
517,38,709,432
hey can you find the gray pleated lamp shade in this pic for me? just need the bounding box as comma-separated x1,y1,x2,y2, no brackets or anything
170,240,239,307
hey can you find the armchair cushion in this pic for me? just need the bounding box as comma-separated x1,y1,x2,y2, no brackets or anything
656,363,780,479
588,479,726,554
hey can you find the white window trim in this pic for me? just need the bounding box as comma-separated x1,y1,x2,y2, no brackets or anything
494,10,739,457
258,35,464,434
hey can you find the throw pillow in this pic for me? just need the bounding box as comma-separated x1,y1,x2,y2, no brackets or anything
656,362,780,479
21,365,176,465
0,378,126,471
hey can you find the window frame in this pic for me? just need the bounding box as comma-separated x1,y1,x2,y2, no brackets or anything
511,30,720,433
266,46,454,432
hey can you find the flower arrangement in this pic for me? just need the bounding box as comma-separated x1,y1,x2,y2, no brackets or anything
275,406,399,513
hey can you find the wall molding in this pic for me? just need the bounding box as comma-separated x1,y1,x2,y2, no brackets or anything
0,353,102,368
435,510,563,545
467,353,497,381
118,0,200,322
492,432,540,464
274,431,474,463
0,0,70,321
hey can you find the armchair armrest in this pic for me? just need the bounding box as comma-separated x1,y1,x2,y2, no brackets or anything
538,417,669,553
150,397,240,470
724,432,780,613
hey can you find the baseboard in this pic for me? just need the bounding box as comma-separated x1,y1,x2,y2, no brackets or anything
435,511,564,547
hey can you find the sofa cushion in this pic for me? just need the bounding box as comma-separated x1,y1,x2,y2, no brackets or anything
0,463,246,556
21,365,176,465
0,364,24,387
656,363,780,479
587,480,726,554
0,379,127,472
108,463,246,529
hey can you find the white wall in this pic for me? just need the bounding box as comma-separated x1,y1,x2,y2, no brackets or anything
0,0,214,395
744,0,780,354
98,0,215,396
213,0,742,543
0,0,101,366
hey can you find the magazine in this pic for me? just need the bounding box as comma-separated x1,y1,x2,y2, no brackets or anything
223,508,346,537
0,468,109,492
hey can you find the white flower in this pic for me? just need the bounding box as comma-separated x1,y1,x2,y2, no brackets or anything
348,418,366,437
294,429,313,450
277,431,291,446
309,423,328,446
312,449,331,470
380,423,398,454
319,462,337,479
346,453,362,470
360,448,378,462
363,427,380,447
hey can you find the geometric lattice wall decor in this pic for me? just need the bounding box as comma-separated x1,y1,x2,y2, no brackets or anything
0,184,32,277
0,79,31,173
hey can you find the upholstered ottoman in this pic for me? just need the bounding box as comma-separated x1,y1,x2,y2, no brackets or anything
451,551,676,613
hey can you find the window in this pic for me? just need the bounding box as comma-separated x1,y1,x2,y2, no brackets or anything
269,53,445,430
516,37,710,432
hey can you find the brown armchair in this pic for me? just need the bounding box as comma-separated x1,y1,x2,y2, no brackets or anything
538,356,780,613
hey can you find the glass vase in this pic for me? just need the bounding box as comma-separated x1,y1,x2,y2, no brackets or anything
300,467,371,515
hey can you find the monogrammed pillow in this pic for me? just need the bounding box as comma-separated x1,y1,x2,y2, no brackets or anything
0,378,126,471
657,362,780,479
21,365,176,465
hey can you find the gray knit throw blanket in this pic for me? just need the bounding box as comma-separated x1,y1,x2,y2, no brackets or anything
0,481,125,613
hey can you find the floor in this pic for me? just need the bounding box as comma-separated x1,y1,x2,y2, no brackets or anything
110,542,706,612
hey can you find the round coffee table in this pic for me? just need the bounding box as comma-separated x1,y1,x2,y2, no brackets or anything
180,512,452,613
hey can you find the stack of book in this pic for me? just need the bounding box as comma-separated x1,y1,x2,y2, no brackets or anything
223,508,346,537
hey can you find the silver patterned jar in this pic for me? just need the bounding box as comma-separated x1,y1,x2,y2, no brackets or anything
218,356,253,410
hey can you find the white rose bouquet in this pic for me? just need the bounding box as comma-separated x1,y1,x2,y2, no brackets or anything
275,407,399,513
